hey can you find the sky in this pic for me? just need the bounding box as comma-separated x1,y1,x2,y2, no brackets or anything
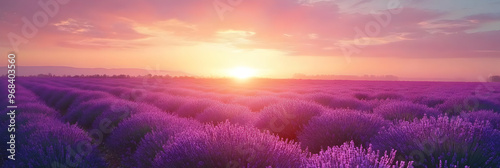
1,0,499,81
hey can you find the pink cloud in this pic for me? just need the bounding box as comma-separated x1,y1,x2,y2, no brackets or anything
360,30,500,58
0,0,499,57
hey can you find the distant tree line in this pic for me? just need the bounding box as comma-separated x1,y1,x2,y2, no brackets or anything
489,75,500,82
31,73,132,78
21,73,196,79
293,73,399,81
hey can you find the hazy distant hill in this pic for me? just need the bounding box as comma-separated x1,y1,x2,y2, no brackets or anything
0,66,191,77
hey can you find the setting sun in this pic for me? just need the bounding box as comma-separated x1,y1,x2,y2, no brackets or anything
229,67,257,79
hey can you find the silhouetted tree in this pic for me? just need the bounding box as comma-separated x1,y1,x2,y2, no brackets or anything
489,75,500,82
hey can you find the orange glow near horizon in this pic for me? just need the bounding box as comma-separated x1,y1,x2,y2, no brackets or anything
228,66,257,80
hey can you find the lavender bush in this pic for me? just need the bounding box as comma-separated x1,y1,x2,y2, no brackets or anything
149,95,188,112
12,87,39,103
372,93,405,100
327,97,372,111
195,103,255,125
175,98,221,118
90,101,161,131
354,92,372,100
255,99,325,140
4,113,106,167
132,120,203,167
64,98,125,128
233,95,283,111
303,141,412,168
304,93,337,106
153,122,306,167
16,102,60,117
437,96,500,115
54,90,95,112
298,110,390,153
371,116,500,167
461,110,500,129
70,91,112,107
411,96,445,108
303,92,374,111
105,111,201,166
373,101,441,121
108,87,132,96
63,98,162,131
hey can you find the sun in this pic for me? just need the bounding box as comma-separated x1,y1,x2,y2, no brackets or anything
229,66,257,79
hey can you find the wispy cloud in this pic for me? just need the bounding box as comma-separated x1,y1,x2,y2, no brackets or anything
1,0,499,57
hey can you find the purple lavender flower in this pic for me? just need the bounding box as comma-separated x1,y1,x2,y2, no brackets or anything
372,116,500,167
175,98,221,118
298,109,390,153
373,101,441,121
106,111,201,165
461,110,500,129
437,96,500,115
153,122,306,167
195,103,255,125
4,113,106,167
255,99,325,140
304,141,412,168
132,119,203,167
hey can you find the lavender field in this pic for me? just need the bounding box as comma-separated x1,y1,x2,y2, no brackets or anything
2,77,500,168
